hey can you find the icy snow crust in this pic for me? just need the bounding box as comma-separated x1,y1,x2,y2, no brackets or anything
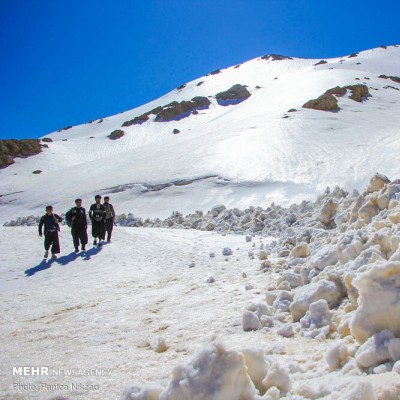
3,174,400,399
1,46,400,223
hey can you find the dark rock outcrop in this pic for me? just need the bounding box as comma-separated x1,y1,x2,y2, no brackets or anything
344,85,370,102
302,85,370,111
41,138,53,143
108,130,125,140
379,75,400,84
261,54,293,61
0,139,42,169
122,106,163,127
173,129,180,134
122,97,211,126
325,86,347,96
177,84,186,91
207,69,221,76
384,85,400,91
155,97,211,122
314,60,328,66
32,170,42,174
215,84,251,106
58,126,72,132
348,53,358,58
196,81,204,87
303,94,339,111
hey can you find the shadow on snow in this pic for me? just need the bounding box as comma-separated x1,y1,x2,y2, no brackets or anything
25,247,103,276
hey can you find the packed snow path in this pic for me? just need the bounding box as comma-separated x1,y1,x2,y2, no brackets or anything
1,226,277,399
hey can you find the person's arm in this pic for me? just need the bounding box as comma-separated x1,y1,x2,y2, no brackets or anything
83,208,88,226
89,205,93,221
38,216,44,236
55,214,63,223
102,205,107,220
111,205,115,222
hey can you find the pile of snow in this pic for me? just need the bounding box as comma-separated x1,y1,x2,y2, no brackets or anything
117,173,400,399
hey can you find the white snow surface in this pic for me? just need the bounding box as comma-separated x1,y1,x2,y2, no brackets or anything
1,45,400,222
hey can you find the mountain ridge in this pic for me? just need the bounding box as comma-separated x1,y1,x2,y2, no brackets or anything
0,45,399,222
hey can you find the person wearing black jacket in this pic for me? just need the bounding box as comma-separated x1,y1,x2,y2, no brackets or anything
38,205,63,259
103,196,115,242
69,198,88,252
89,195,106,246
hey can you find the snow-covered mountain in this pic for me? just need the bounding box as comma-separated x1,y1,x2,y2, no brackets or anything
1,45,400,222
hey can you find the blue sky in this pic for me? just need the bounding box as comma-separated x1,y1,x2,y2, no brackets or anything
0,0,399,140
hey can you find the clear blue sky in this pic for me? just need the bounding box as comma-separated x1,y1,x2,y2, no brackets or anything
0,0,399,139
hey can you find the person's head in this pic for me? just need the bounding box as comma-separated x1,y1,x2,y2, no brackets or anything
45,205,53,215
75,198,82,207
104,196,110,203
95,194,101,204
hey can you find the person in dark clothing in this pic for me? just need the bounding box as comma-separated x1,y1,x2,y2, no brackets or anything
89,194,106,246
38,205,63,259
69,198,88,252
103,196,115,242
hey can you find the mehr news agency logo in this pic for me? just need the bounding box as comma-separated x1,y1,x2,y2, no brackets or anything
12,366,113,392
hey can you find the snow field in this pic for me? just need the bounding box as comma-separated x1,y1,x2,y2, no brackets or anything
2,174,400,399
1,226,281,399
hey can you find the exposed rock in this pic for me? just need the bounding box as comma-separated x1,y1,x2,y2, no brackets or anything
348,53,359,58
196,81,204,86
41,137,53,142
303,93,339,111
325,86,347,96
261,54,293,61
314,60,328,66
32,170,42,174
108,130,125,140
173,129,180,134
177,84,186,90
302,85,370,111
344,84,370,102
0,139,42,169
215,84,251,106
207,69,221,76
58,125,72,132
155,97,211,122
379,74,400,84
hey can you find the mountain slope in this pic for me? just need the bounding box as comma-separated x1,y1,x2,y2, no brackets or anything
1,45,400,222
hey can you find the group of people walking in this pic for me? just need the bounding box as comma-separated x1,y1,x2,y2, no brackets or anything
38,195,115,260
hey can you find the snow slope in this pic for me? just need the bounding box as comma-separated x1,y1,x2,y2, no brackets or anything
1,45,400,222
2,222,400,399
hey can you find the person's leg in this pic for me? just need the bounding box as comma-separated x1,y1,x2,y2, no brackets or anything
79,225,88,249
100,221,106,241
106,219,113,241
72,227,79,251
44,233,51,251
50,231,60,256
92,222,99,244
44,233,51,257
